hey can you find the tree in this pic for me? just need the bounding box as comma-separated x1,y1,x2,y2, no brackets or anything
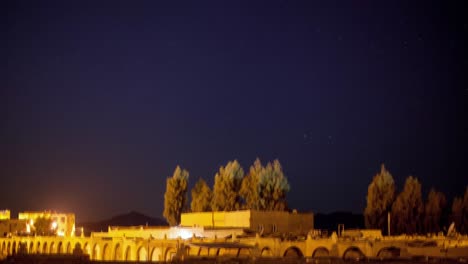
391,176,424,235
452,186,468,234
423,188,447,234
191,178,212,212
240,158,263,210
212,160,244,211
163,166,189,226
364,164,395,234
257,160,290,211
34,217,54,236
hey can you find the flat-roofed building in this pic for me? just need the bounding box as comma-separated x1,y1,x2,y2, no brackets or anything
181,210,313,235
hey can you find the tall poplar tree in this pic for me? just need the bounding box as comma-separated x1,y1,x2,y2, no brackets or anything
364,164,395,234
163,166,189,226
424,188,446,234
212,160,244,211
452,186,468,234
240,158,263,210
191,178,212,212
258,160,290,211
391,176,424,235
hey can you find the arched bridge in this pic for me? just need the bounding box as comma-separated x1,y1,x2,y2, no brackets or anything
1,234,467,261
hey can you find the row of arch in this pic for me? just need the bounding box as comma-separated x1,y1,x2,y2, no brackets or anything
265,246,400,259
0,240,177,261
1,240,400,260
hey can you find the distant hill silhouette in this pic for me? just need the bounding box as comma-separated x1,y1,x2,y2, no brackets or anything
78,211,167,235
314,211,364,233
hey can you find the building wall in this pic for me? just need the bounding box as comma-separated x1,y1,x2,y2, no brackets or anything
250,211,313,234
223,211,251,228
180,210,313,235
181,212,214,227
18,212,75,237
0,219,28,236
0,210,10,220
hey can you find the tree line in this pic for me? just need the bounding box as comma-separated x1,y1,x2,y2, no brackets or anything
163,158,290,226
364,164,468,235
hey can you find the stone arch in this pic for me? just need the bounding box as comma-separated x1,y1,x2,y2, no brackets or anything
12,241,16,255
151,247,162,261
29,241,34,253
209,248,219,256
92,243,101,260
377,247,400,258
7,242,11,255
312,247,329,257
343,247,365,260
1,241,5,253
113,243,122,261
261,247,273,257
83,242,91,256
36,242,41,253
57,241,63,253
165,247,177,261
283,246,303,257
137,246,147,261
73,242,83,255
66,242,72,253
42,242,48,254
124,246,131,261
102,243,110,260
50,242,56,254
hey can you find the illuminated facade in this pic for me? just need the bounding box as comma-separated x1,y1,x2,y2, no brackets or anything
0,210,10,220
18,211,75,237
181,210,314,235
0,219,28,237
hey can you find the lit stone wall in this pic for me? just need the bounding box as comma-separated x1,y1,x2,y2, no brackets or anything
180,210,313,234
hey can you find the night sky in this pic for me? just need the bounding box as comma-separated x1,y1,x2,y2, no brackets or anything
2,1,467,222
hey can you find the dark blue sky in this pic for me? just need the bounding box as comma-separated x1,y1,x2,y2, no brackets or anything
2,1,467,221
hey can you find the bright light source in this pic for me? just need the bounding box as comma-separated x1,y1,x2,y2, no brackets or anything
57,230,65,237
175,228,193,239
26,224,31,233
51,221,58,230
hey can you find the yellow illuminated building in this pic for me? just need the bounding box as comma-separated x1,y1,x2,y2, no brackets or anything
181,210,314,235
0,210,10,220
18,211,75,237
